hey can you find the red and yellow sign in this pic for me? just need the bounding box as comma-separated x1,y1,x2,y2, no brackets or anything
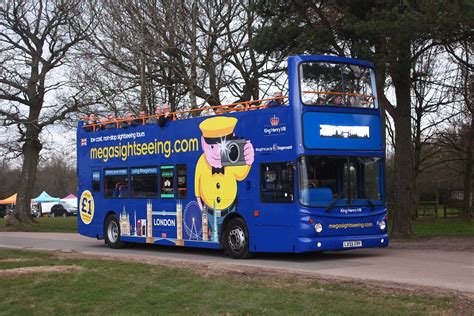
79,190,95,224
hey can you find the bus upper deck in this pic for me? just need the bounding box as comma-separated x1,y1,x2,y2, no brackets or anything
82,56,379,130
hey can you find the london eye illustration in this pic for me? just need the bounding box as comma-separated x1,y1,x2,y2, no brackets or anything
183,201,203,240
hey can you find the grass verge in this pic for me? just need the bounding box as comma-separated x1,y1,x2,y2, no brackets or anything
0,248,459,315
411,218,473,237
0,216,77,233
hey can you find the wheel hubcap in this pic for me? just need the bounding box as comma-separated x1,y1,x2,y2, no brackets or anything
228,226,245,252
108,221,119,243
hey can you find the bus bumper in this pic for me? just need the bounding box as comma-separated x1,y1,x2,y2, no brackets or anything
295,234,389,253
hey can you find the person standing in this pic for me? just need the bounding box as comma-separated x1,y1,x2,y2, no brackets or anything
158,103,172,127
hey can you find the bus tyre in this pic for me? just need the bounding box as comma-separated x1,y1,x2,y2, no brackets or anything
224,218,252,259
105,214,126,249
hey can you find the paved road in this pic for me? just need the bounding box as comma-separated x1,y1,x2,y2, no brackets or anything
1,232,473,293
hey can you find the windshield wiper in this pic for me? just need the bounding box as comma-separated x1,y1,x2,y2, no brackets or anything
365,198,375,210
359,190,376,210
326,194,345,212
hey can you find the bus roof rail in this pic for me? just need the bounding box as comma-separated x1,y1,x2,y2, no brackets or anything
81,95,288,131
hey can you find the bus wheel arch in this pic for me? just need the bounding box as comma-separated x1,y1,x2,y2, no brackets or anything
220,213,241,243
221,214,252,259
104,211,126,249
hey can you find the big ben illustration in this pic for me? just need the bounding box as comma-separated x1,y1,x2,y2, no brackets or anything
176,200,184,246
146,200,153,243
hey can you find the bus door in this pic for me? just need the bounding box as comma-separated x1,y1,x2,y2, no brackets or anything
255,162,295,251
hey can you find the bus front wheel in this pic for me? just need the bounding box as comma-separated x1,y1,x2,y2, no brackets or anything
224,218,252,259
104,214,126,249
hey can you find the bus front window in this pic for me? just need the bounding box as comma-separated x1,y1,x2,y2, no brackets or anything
300,62,376,108
297,156,383,207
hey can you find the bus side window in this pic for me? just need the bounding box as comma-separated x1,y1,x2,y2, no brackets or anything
160,165,175,198
130,167,158,198
260,162,294,203
177,164,187,199
92,171,101,192
104,169,128,198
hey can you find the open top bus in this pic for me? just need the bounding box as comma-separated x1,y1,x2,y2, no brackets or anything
77,55,387,258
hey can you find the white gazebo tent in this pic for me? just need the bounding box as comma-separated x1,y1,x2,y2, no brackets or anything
61,194,77,210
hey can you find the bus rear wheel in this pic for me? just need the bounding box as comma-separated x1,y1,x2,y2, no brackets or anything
224,218,252,259
105,214,126,249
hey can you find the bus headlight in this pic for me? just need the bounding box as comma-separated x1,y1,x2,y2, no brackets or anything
378,220,386,230
314,223,323,233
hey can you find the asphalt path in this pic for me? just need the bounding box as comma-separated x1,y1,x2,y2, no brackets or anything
0,232,473,293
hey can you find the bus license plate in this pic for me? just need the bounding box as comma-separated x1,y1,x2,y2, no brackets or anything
343,241,362,248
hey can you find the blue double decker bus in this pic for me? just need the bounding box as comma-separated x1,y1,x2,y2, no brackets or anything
77,55,388,258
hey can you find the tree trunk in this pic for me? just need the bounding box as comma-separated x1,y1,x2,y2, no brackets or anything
392,112,414,237
14,130,42,225
189,0,199,117
412,181,420,220
412,109,423,220
139,52,146,112
461,121,473,219
390,41,414,237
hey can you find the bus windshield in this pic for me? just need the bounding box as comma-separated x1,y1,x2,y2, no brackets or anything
297,156,383,207
300,62,376,108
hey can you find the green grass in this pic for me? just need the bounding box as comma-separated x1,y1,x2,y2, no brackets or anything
416,206,465,218
0,248,456,315
0,216,77,233
411,218,473,237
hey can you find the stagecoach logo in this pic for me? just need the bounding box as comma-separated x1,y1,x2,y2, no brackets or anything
255,143,293,153
320,125,370,139
264,115,286,136
81,138,87,146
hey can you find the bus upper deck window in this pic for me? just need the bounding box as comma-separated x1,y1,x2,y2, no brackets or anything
177,164,187,199
92,171,101,192
300,62,376,108
160,165,175,198
104,169,128,198
130,167,158,198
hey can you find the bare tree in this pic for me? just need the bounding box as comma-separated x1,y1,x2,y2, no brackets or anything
0,0,95,225
81,0,284,117
34,151,77,197
410,46,460,216
436,40,473,218
0,158,21,199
